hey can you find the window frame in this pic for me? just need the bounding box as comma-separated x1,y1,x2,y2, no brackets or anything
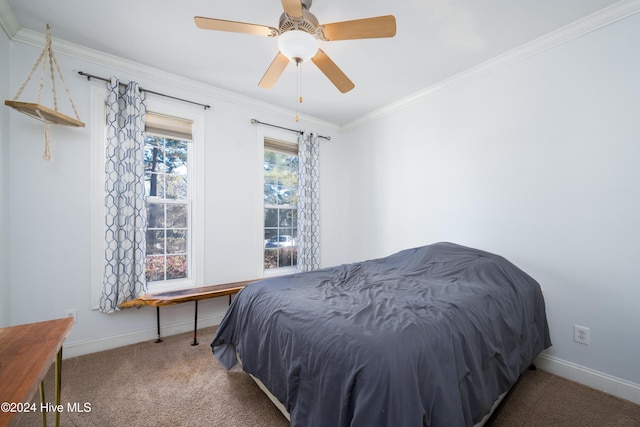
256,126,299,278
90,86,205,307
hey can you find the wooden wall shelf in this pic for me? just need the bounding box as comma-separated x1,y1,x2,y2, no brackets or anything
4,100,85,128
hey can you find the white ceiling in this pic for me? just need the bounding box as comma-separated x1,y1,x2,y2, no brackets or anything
3,0,625,126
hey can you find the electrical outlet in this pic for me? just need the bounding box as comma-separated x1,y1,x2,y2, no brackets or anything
574,325,590,345
64,309,77,324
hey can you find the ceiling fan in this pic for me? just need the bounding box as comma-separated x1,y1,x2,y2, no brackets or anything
194,0,396,93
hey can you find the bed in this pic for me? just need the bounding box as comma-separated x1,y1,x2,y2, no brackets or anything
211,242,551,426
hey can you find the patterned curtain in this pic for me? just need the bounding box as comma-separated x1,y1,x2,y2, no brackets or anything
99,78,147,313
297,132,321,272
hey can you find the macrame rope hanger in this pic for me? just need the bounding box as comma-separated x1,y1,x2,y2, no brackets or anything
5,24,84,160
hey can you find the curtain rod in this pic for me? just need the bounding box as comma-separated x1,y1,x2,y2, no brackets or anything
250,119,331,141
77,71,211,110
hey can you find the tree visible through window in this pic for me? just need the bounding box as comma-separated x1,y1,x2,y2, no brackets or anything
264,142,298,270
144,135,189,282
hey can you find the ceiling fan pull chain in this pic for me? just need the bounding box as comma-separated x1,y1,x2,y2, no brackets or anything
298,60,303,104
295,59,304,122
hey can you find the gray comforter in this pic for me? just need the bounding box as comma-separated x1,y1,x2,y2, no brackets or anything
212,242,551,426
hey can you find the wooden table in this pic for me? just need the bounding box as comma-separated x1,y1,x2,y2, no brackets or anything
0,317,74,427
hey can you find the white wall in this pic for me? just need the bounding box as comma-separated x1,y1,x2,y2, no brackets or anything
333,13,640,390
0,25,10,327
6,36,338,354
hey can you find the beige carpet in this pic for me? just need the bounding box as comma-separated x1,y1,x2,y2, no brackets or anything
17,327,640,427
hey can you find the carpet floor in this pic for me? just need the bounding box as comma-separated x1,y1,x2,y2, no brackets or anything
16,327,640,426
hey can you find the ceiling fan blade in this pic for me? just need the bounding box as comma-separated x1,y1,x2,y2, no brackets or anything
311,49,355,93
320,15,396,41
281,0,303,18
194,16,278,37
259,52,290,89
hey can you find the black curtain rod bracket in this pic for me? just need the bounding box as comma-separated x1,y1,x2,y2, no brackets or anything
77,71,211,110
251,119,330,141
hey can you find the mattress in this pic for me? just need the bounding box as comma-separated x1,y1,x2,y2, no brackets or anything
212,242,551,426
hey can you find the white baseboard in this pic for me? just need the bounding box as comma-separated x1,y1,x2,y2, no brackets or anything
534,353,640,405
61,313,225,359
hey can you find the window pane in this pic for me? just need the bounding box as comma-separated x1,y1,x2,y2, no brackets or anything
145,172,165,198
264,229,278,241
279,185,294,205
166,255,187,280
279,209,295,227
145,256,165,282
147,203,165,228
278,247,296,267
166,204,187,228
166,230,187,254
264,248,278,270
265,208,278,228
166,173,187,199
278,153,296,171
145,135,161,148
264,180,278,205
144,144,167,173
264,152,276,170
289,186,298,207
165,140,188,171
146,230,165,255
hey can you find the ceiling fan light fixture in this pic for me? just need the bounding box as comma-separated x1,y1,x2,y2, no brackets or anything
278,30,318,63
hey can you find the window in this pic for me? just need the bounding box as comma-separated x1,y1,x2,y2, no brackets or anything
262,137,299,273
142,110,203,293
90,87,205,305
144,117,190,283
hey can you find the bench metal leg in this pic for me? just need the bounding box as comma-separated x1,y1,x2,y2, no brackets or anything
155,307,163,343
152,288,242,346
191,300,199,346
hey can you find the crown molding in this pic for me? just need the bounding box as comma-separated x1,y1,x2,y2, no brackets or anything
5,0,639,134
342,0,640,132
0,0,19,38
9,27,340,132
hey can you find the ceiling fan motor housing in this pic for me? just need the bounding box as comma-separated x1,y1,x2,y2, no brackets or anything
279,0,319,35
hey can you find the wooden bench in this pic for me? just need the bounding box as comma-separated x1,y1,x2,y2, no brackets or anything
119,279,260,345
